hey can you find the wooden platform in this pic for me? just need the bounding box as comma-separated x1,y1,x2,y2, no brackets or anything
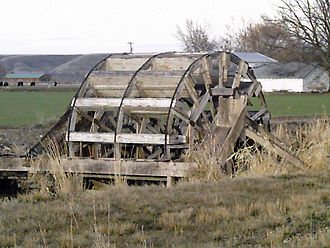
0,156,196,185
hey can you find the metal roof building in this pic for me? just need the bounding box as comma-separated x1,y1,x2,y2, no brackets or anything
3,72,45,79
1,71,50,86
233,52,278,67
253,62,329,92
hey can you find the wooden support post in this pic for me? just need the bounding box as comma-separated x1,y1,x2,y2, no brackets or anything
244,117,305,170
166,176,172,188
68,107,78,158
232,60,248,89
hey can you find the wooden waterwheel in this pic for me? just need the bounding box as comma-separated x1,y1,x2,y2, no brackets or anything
25,51,304,182
66,51,271,164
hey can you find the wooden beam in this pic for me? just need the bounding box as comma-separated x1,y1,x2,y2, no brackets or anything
232,60,248,89
60,159,197,178
171,107,191,125
68,132,115,143
75,98,174,111
244,128,305,170
116,133,187,145
213,97,247,167
67,132,186,145
190,92,210,122
245,117,305,170
68,107,78,157
221,52,229,84
75,109,113,133
201,57,212,85
210,86,234,96
0,157,197,179
251,108,268,121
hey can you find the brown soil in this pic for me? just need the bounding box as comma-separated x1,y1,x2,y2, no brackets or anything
0,127,48,156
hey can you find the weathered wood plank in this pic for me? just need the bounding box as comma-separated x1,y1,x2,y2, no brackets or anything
211,86,234,96
75,98,174,111
0,158,197,178
106,57,149,71
251,108,268,121
60,159,197,177
232,60,248,89
244,128,305,170
67,132,186,145
94,88,188,98
116,134,187,144
213,97,247,168
75,109,114,133
68,132,115,143
152,57,197,70
190,91,210,122
245,116,305,170
216,96,247,127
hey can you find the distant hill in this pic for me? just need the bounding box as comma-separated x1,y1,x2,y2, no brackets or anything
48,54,107,83
0,54,108,83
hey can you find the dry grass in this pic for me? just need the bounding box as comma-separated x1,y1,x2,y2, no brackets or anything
184,135,226,181
235,118,330,177
21,138,83,200
187,119,330,180
0,120,329,247
1,170,330,247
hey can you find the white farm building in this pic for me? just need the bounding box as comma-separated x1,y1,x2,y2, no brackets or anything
253,62,330,92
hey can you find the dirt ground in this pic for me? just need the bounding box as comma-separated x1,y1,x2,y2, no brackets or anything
0,127,48,156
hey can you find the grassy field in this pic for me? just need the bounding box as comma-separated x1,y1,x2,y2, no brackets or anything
0,171,329,247
263,93,330,117
0,91,329,127
0,98,329,247
0,91,75,127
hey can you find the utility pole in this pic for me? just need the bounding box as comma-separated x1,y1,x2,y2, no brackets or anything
127,42,134,54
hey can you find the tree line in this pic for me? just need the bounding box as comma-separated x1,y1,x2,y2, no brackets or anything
176,0,329,74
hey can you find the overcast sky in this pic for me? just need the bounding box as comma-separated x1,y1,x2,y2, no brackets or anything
1,0,280,54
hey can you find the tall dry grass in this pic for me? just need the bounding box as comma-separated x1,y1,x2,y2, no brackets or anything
184,135,226,181
23,138,82,199
186,118,330,180
236,118,330,176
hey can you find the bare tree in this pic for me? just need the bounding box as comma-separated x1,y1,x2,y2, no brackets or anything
176,19,222,52
277,0,330,72
227,17,308,62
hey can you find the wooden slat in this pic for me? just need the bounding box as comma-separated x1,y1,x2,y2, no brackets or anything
210,86,234,96
201,57,212,85
75,98,174,111
245,116,305,170
216,96,247,127
0,158,197,178
75,109,114,133
59,159,196,177
221,53,229,84
75,98,121,110
213,96,247,168
251,108,268,121
67,132,186,145
106,57,149,71
232,60,248,89
245,128,305,170
94,87,189,98
88,72,133,86
68,132,115,143
218,52,225,86
190,91,211,122
116,133,186,144
152,57,197,71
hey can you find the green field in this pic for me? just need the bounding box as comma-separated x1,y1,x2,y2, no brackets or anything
0,92,329,127
0,91,76,127
262,94,330,117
